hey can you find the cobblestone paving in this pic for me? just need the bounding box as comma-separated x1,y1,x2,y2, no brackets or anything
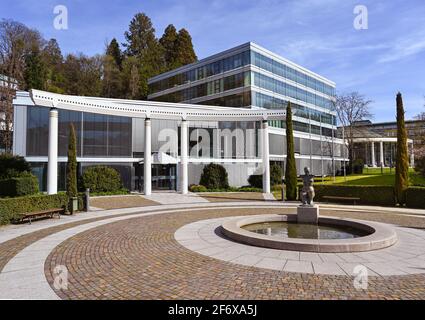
90,195,159,209
44,208,425,300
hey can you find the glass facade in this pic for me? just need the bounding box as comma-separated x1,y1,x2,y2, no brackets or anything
26,106,131,157
250,51,335,96
149,50,251,94
148,45,337,142
253,92,336,125
150,71,251,105
251,72,333,109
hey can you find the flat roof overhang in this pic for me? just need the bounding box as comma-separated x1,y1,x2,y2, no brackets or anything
352,137,413,143
27,89,285,122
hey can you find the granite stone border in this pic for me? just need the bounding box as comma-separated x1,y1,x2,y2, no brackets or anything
175,216,425,276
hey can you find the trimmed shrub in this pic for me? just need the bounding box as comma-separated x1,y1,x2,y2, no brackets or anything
0,193,68,225
414,156,425,177
248,164,283,189
248,174,262,189
0,172,39,197
314,185,395,206
81,166,123,193
199,163,229,189
189,184,208,192
271,163,283,186
406,187,425,209
0,154,31,179
351,159,364,174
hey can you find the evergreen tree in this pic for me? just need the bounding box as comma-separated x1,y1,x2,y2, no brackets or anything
175,28,197,66
66,123,78,198
24,44,46,90
285,102,298,200
42,38,65,93
159,24,179,70
123,13,157,56
122,12,164,98
102,54,122,98
395,92,409,205
106,38,122,68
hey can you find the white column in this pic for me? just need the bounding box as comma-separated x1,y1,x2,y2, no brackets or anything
47,108,58,195
144,118,152,196
262,120,270,194
180,119,188,194
380,141,384,167
410,142,415,167
371,141,376,167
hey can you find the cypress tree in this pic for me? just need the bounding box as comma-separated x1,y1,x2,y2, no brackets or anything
395,92,409,205
285,102,298,200
66,123,78,198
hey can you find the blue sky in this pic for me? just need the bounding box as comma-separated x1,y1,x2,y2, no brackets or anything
2,0,425,121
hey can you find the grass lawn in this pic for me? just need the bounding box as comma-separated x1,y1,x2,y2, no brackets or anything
316,168,425,186
273,168,425,200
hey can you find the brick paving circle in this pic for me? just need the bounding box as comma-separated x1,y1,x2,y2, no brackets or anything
44,207,425,300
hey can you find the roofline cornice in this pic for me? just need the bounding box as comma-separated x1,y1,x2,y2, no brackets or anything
27,90,285,122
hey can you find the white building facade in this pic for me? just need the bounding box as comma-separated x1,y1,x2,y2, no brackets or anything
13,89,289,194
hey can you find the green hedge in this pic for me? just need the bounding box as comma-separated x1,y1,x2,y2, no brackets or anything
188,184,263,193
0,193,69,225
406,187,425,209
0,174,39,197
314,185,395,206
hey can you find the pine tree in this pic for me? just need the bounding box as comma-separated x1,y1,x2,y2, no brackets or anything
285,102,298,200
106,38,122,68
175,28,197,66
66,123,78,198
123,13,157,57
159,24,179,70
395,92,409,205
122,12,164,98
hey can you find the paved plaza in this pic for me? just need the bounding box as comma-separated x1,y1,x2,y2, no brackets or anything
0,194,425,300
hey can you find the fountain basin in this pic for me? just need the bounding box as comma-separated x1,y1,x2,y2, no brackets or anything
221,214,397,253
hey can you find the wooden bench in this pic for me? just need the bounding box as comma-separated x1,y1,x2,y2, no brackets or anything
17,208,65,225
322,196,360,205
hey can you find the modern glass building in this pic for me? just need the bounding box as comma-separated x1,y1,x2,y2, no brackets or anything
148,42,344,176
12,44,346,195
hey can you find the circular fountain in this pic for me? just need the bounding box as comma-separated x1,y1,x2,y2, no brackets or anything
221,213,397,253
221,167,397,253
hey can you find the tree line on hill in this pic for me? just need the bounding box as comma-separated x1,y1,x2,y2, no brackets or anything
0,13,197,152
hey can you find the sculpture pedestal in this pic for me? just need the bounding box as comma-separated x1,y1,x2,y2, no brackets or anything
297,205,319,224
